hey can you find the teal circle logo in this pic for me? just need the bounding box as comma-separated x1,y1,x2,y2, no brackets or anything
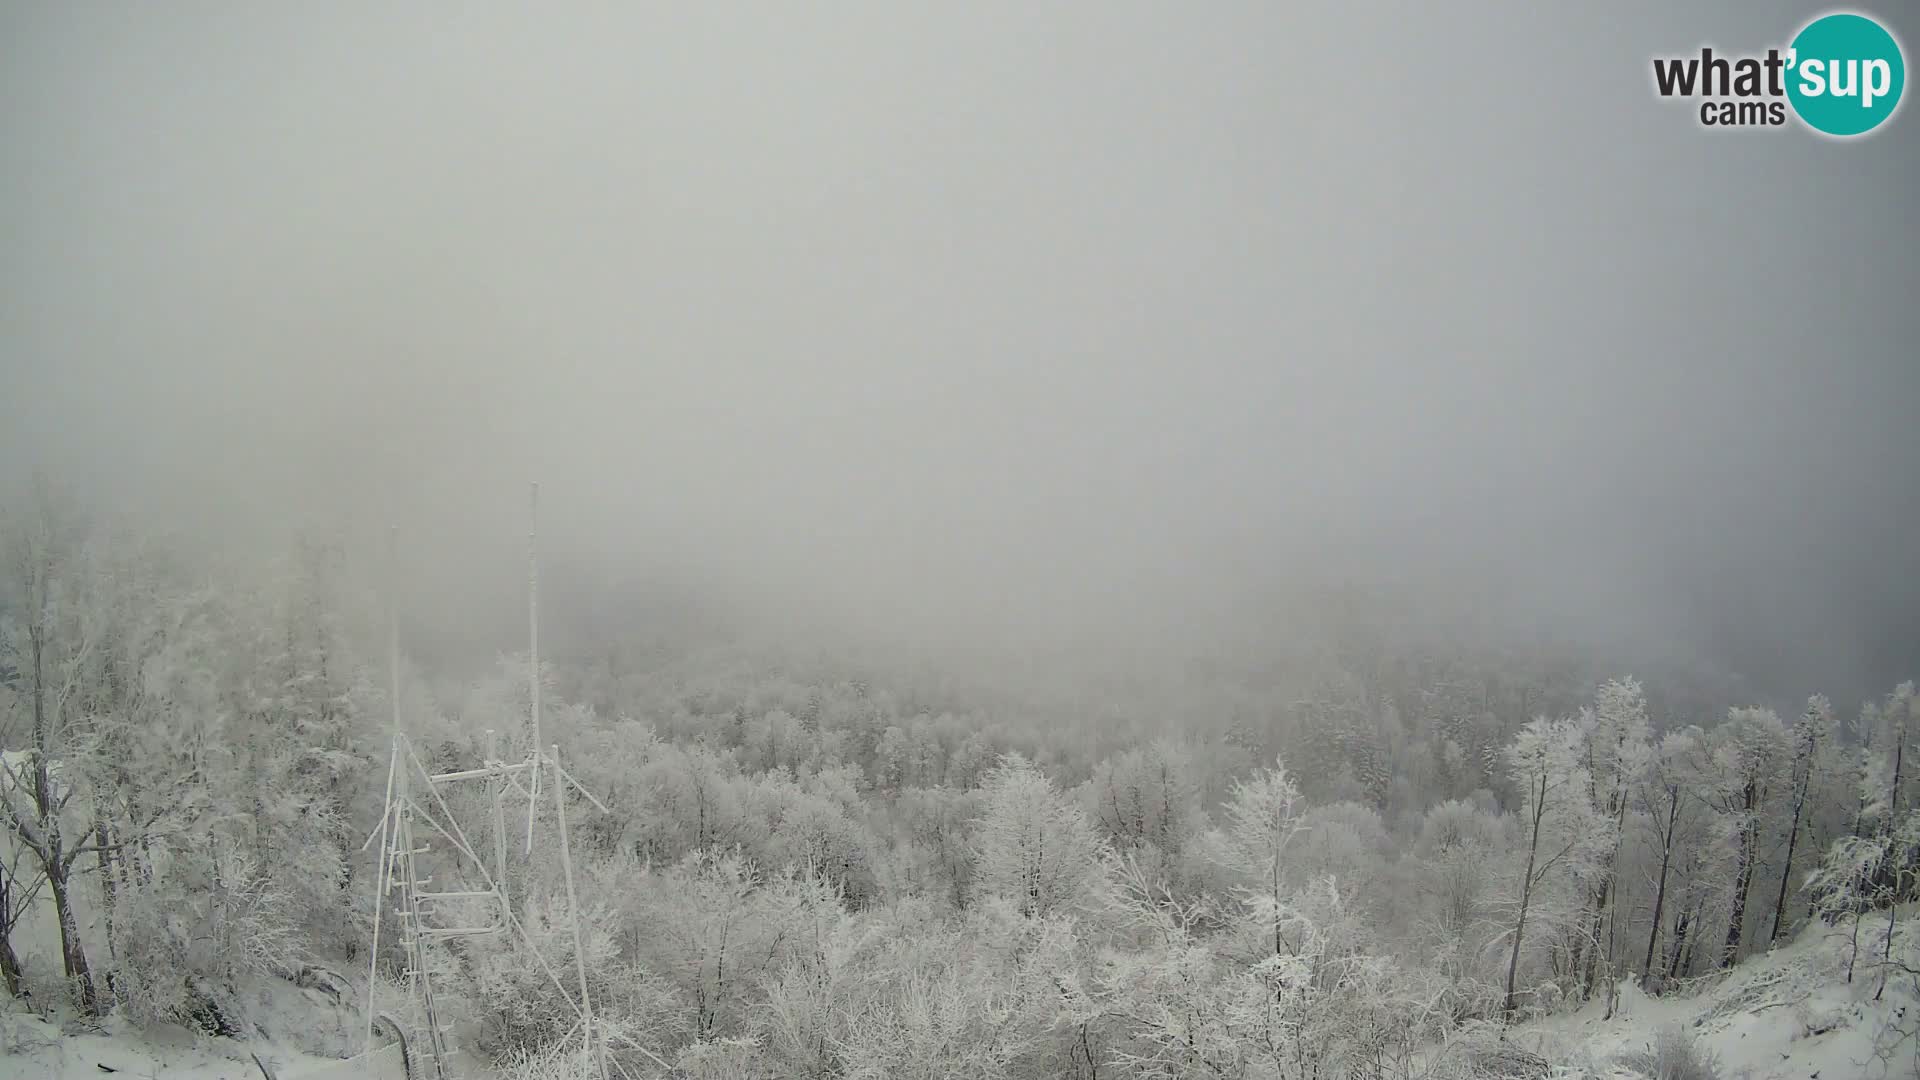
1786,13,1905,136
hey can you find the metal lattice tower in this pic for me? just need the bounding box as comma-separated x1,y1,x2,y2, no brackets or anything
365,733,607,1079
359,491,609,1080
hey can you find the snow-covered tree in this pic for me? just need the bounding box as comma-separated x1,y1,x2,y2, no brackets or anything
1705,706,1790,967
0,487,115,1013
973,754,1110,919
1406,797,1512,1018
1499,715,1604,1017
1218,756,1310,958
1634,725,1707,982
1767,694,1837,944
0,757,47,999
840,899,1086,1080
1080,739,1202,897
1570,677,1652,998
1808,683,1920,992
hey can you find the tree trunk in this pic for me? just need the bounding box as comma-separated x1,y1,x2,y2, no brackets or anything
1580,877,1612,997
1643,792,1680,976
1666,905,1693,979
1767,785,1807,945
94,819,120,966
46,867,98,1015
1844,901,1863,982
1721,781,1758,968
0,930,22,999
1567,890,1597,998
1677,904,1701,976
27,600,101,1016
1874,900,1898,1001
0,856,22,998
1271,837,1283,957
1869,716,1907,903
1503,774,1547,1018
1574,774,1629,1001
1891,720,1906,823
0,856,19,999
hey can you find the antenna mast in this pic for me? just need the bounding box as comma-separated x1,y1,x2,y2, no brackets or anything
389,525,403,742
364,526,400,1057
355,490,608,1080
526,481,541,852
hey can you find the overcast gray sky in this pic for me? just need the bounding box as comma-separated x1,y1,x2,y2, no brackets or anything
2,3,1915,700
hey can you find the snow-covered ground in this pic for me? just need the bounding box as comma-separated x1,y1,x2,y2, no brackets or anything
0,1010,407,1080
1504,911,1918,1080
0,970,407,1080
2,819,407,1080
0,880,401,1080
3,913,1913,1079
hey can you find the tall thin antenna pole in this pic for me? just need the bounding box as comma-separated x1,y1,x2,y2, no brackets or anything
552,744,603,1080
389,525,402,743
365,525,402,1056
488,728,509,921
364,743,396,1057
525,481,541,854
529,480,541,754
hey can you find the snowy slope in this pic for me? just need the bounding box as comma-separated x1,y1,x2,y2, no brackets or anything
3,912,1913,1079
0,869,424,1079
1506,912,1917,1079
0,1010,407,1080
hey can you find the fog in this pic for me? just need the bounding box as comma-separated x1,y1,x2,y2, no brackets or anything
2,3,1915,703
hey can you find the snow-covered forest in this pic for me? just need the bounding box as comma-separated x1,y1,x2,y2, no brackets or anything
5,4,1919,1080
3,486,1915,1079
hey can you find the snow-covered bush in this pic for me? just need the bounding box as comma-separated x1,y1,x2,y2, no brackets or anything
1418,1019,1553,1080
1613,1026,1723,1080
502,1036,646,1080
110,839,304,1032
838,899,1087,1080
457,891,676,1062
673,1036,771,1080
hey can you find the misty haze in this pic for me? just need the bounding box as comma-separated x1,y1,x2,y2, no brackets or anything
1,4,1916,1080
